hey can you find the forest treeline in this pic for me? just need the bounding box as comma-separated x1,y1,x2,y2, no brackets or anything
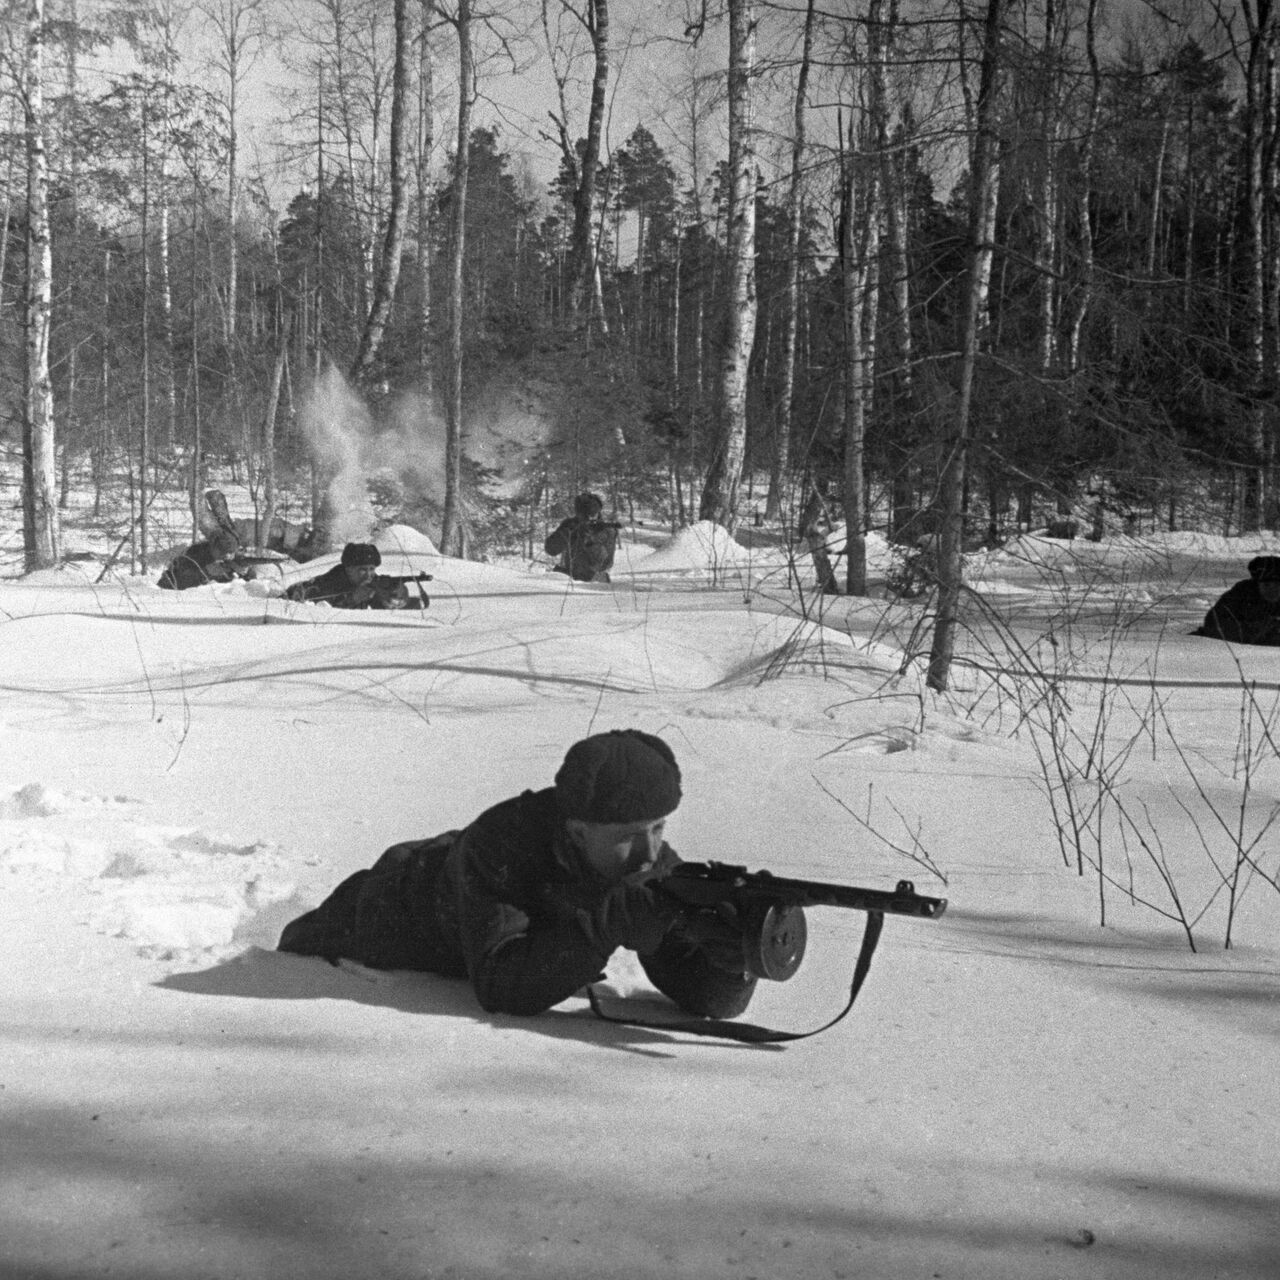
3,3,1279,643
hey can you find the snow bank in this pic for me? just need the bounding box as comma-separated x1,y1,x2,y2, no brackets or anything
621,520,753,574
375,522,439,556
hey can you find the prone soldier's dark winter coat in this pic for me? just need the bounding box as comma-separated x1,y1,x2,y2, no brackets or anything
1197,558,1280,646
284,564,407,609
157,539,239,591
1197,580,1280,646
278,787,755,1018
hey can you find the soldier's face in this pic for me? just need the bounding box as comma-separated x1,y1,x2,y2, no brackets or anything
344,565,377,586
566,817,667,882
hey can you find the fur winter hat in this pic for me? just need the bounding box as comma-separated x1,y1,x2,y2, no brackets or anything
341,542,382,568
555,730,682,824
1248,555,1280,581
574,492,604,518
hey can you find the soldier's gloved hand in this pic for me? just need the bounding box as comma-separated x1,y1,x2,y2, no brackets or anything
579,880,682,956
675,908,749,975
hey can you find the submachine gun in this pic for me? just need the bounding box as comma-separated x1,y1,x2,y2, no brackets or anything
660,862,946,981
589,862,947,1045
368,571,433,610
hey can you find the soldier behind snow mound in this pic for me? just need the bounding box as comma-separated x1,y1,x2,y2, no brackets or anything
157,530,247,590
284,541,428,610
278,729,756,1019
1195,555,1280,646
544,492,620,583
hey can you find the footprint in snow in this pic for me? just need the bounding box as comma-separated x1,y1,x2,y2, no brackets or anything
0,781,300,960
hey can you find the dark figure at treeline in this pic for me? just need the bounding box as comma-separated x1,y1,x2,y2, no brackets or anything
278,730,755,1019
1196,556,1280,646
285,542,426,610
545,492,619,583
157,530,246,590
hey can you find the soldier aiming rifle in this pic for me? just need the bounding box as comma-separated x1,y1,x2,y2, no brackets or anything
278,729,945,1043
545,492,621,583
158,530,259,590
285,542,432,610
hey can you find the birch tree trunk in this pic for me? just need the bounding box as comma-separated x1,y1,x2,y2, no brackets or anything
1065,0,1101,374
885,109,915,539
927,0,1004,692
416,0,434,391
568,0,608,328
158,32,178,460
839,107,880,598
59,0,79,511
227,46,238,345
1035,0,1061,372
139,97,152,569
1265,14,1280,523
765,0,814,522
260,312,290,545
22,0,59,570
439,0,472,556
840,0,890,596
188,169,204,539
0,103,13,324
698,0,756,528
200,0,264,345
1240,0,1276,530
352,0,412,383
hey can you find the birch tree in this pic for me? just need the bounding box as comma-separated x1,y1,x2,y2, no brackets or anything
765,0,814,522
438,0,472,555
141,0,184,483
197,0,266,344
1238,0,1278,529
837,0,893,597
927,0,1004,692
351,0,412,382
416,0,435,388
22,0,59,570
698,0,756,528
542,0,609,328
1064,0,1101,375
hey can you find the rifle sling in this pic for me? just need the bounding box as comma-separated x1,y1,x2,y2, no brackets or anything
586,909,885,1045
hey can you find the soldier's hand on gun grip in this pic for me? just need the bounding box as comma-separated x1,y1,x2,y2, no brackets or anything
581,881,681,956
675,908,750,975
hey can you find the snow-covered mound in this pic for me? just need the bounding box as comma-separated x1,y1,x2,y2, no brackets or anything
620,520,753,575
375,522,439,556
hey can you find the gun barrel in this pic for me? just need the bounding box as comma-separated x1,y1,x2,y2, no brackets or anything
664,862,947,919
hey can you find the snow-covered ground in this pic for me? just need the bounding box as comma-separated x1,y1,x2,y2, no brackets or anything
2,504,1279,1279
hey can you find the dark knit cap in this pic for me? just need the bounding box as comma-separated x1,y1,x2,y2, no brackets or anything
342,542,382,568
555,730,682,824
1248,555,1280,581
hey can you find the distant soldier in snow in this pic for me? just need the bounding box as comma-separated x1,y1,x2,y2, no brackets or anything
277,729,756,1020
284,542,427,610
544,492,620,583
157,530,246,591
1195,556,1280,646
